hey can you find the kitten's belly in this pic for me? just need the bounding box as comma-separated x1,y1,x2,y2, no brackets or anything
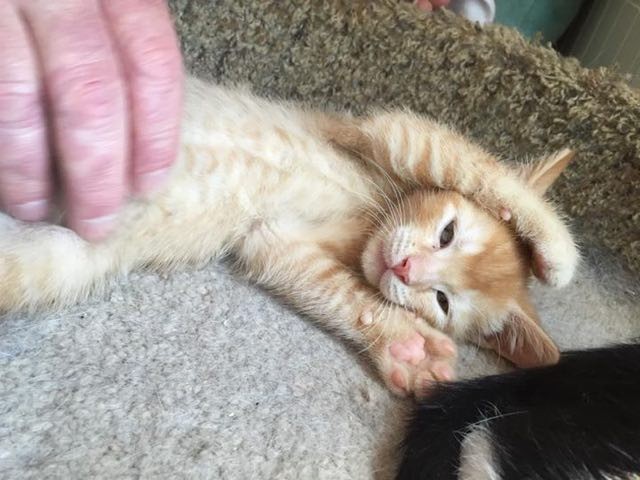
176,81,374,247
175,131,368,240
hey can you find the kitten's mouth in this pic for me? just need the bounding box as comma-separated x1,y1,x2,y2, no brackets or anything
363,235,405,290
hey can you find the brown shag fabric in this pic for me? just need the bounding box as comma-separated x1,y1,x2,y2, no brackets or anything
169,0,640,273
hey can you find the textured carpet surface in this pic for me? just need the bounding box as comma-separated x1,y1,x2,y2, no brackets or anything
1,2,639,479
1,254,639,479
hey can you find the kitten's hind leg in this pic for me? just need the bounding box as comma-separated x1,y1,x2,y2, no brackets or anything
0,213,121,312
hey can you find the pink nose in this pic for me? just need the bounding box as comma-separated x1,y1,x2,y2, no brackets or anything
392,258,411,284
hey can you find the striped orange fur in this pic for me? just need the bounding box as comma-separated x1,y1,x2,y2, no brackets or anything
0,77,577,396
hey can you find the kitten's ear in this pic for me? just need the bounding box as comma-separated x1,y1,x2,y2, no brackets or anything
483,304,560,368
519,148,575,196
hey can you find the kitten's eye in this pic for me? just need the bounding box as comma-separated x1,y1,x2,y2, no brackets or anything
439,220,455,248
436,290,449,315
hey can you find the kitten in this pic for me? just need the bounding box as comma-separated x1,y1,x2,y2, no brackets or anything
0,76,578,395
396,343,640,480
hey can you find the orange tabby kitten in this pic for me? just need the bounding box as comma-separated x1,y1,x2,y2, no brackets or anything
0,77,578,396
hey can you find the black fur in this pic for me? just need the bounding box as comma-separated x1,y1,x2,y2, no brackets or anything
397,344,640,480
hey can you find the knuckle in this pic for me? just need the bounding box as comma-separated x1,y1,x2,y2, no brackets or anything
2,188,48,207
49,65,123,124
130,35,182,82
0,82,44,129
0,170,49,204
0,149,44,178
63,148,123,180
0,126,47,177
68,164,124,207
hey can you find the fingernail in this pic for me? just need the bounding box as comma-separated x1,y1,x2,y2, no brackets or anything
8,200,49,221
77,214,118,241
136,168,171,195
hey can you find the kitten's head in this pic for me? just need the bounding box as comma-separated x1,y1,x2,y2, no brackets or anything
361,149,574,368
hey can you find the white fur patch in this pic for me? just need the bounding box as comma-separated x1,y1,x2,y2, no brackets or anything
458,427,502,480
387,226,413,267
455,208,489,256
447,291,476,336
379,270,409,307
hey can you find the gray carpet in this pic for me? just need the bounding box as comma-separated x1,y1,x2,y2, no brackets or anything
2,2,640,479
1,249,639,479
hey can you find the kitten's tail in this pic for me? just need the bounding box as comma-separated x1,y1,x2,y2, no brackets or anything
0,214,123,312
396,343,640,480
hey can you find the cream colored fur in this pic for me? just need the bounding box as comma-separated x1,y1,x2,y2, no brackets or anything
0,76,578,395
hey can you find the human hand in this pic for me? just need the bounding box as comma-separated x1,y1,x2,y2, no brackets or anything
0,0,183,240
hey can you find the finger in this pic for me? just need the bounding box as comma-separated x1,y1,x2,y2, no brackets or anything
430,0,450,8
23,0,128,240
414,0,433,12
0,1,50,221
102,0,183,195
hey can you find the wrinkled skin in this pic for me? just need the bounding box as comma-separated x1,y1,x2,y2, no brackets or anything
0,0,183,240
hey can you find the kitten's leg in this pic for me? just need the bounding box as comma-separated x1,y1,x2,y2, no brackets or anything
316,112,578,287
238,241,457,396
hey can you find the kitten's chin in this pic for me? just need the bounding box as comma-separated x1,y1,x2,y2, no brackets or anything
361,236,388,287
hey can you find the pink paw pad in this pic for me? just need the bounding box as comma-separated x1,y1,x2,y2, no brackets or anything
438,338,457,357
532,250,549,280
390,369,408,391
389,332,426,366
431,363,455,381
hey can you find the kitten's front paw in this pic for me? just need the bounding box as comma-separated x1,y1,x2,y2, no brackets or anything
497,198,578,288
532,240,580,287
370,313,457,397
497,199,578,288
500,148,579,288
